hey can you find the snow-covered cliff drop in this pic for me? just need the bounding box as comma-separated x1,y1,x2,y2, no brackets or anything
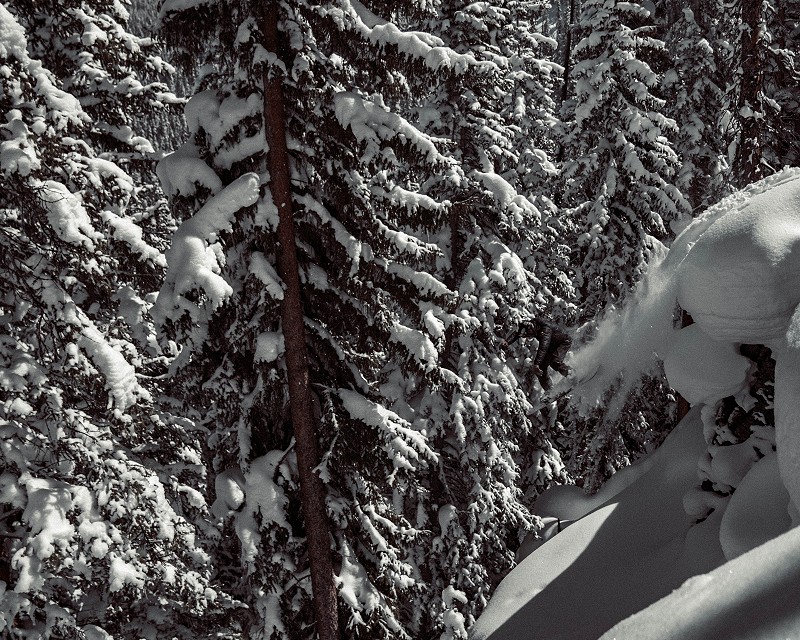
471,168,800,640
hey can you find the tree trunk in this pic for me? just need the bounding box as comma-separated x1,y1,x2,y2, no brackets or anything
557,0,577,163
562,0,576,107
259,4,340,639
690,0,704,28
442,202,465,372
735,0,765,187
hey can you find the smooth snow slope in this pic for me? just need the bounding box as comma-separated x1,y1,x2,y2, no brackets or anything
470,409,726,640
602,523,800,640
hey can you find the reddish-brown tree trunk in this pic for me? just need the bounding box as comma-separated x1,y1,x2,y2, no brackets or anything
259,4,339,639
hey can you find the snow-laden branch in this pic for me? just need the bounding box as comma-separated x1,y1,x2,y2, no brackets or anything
153,173,260,325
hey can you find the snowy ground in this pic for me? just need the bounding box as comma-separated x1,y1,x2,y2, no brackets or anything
471,168,800,639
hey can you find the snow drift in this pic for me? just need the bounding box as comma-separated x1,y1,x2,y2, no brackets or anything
472,168,800,639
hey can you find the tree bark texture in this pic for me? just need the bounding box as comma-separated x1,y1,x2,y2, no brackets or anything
259,3,340,639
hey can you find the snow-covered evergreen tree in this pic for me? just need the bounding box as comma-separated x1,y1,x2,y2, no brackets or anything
383,2,572,631
14,0,176,156
156,0,559,637
0,3,216,638
494,0,563,198
553,0,688,493
561,0,688,315
759,0,800,170
563,363,675,493
729,0,800,186
12,0,182,231
663,6,730,211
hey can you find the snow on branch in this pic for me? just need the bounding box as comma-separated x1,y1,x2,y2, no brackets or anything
0,6,86,129
157,143,223,199
473,170,542,227
372,184,446,215
0,5,28,59
37,180,102,249
1,114,40,177
78,320,145,412
249,251,284,301
296,194,363,274
386,263,452,298
182,90,265,169
153,173,260,325
484,241,531,292
305,318,371,394
336,538,405,634
334,91,448,163
158,0,217,21
322,0,496,74
374,217,441,259
339,389,438,473
389,323,439,373
102,211,167,267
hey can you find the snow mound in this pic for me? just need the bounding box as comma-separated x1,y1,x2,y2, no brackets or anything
773,343,800,526
568,168,800,415
474,168,800,640
718,452,791,561
662,324,749,405
566,168,800,514
471,409,724,640
676,169,800,342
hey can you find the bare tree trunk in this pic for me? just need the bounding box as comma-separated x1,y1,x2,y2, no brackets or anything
259,3,339,639
562,0,576,108
735,0,765,187
690,0,704,28
557,0,577,163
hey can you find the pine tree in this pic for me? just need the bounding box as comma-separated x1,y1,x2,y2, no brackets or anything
389,3,571,632
563,364,675,493
0,3,215,638
663,6,730,211
156,0,547,637
555,0,687,491
760,0,800,170
561,0,688,316
730,0,800,186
